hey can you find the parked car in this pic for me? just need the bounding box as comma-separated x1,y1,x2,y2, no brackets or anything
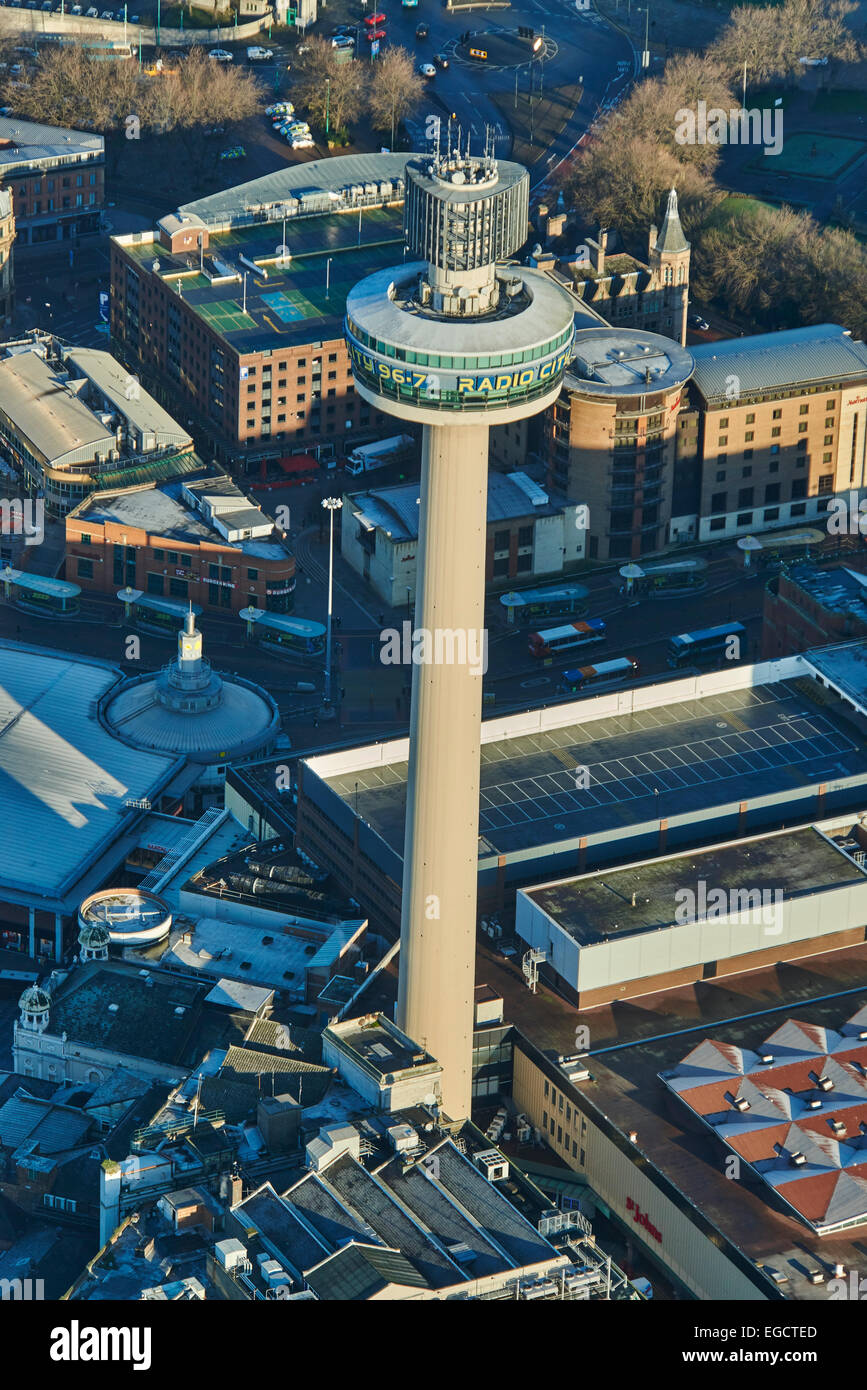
86,5,98,13
219,145,246,160
100,9,113,16
689,312,710,331
247,46,273,60
41,2,53,12
415,22,428,38
291,138,314,149
209,48,233,62
418,62,436,77
71,3,82,11
433,51,449,68
203,124,225,136
331,35,354,48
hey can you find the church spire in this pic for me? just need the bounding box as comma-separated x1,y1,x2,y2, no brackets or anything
656,187,689,254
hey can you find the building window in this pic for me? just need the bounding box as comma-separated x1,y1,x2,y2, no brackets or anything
738,487,754,507
771,426,781,437
799,404,809,415
169,578,188,598
77,558,93,578
147,573,164,595
711,491,726,511
745,413,755,424
772,408,782,419
817,475,834,494
744,431,754,442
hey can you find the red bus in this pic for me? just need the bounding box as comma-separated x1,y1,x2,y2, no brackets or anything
528,618,606,659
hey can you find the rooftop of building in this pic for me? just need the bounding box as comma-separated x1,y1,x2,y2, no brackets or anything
0,348,114,463
63,348,192,446
780,563,867,624
38,960,268,1072
806,639,867,710
72,471,289,562
179,837,358,927
161,915,364,997
0,116,103,169
304,654,867,867
347,470,568,543
324,1014,439,1080
0,641,184,909
524,825,866,945
172,151,411,228
564,326,694,397
485,930,867,1299
115,205,404,355
690,324,867,405
663,1009,867,1237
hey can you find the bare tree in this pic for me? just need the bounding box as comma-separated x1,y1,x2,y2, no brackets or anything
293,37,365,136
366,46,424,148
711,0,862,84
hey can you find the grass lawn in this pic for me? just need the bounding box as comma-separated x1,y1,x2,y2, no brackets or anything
811,90,867,117
704,194,778,229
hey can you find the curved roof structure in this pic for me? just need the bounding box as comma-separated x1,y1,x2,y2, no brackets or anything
103,613,279,763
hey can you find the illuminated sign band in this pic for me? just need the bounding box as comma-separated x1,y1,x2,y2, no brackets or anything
347,337,569,397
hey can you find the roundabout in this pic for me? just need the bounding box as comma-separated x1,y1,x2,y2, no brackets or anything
446,28,559,73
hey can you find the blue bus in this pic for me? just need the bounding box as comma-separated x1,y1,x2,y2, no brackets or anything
667,622,746,668
562,657,639,692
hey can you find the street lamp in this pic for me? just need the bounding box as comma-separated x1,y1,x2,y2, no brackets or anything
326,257,333,298
325,78,331,138
322,496,343,705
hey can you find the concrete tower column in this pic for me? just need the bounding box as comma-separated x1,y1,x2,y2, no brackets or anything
397,422,489,1120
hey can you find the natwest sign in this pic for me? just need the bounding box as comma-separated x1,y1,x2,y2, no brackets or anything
625,1196,662,1244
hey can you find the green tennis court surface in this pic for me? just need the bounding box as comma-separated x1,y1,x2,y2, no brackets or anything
753,131,867,179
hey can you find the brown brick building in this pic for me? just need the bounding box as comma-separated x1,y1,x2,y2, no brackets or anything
547,326,695,561
674,325,867,545
762,560,867,658
66,473,296,615
0,116,103,245
109,156,414,473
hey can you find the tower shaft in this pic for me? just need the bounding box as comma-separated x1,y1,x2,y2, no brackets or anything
397,422,489,1121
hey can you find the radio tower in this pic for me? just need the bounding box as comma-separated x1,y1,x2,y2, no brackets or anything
344,137,575,1118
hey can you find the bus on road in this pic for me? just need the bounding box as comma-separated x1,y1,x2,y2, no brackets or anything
499,582,589,624
528,618,606,659
562,657,640,692
667,621,746,668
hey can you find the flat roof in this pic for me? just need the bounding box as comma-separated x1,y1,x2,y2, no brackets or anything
0,642,179,905
565,327,694,396
117,207,405,355
525,826,865,945
2,570,80,598
808,639,867,709
163,915,361,988
326,1015,438,1078
785,565,867,623
691,324,867,404
310,667,867,863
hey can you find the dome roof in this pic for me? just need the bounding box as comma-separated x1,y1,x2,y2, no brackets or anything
79,921,111,948
19,984,50,1012
102,616,279,763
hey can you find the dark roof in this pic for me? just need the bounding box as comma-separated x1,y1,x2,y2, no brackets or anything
0,1092,94,1155
233,1184,329,1277
304,1242,429,1300
48,966,208,1068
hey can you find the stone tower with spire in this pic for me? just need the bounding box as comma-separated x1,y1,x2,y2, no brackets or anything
648,187,691,345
